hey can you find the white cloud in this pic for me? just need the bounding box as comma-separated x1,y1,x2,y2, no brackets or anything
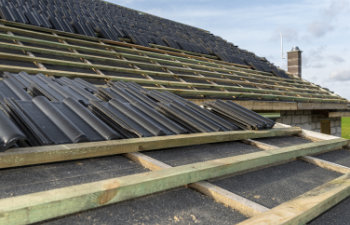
330,70,350,81
306,0,349,38
328,55,345,63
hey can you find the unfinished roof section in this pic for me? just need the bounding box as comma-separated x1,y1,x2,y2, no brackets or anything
0,0,291,77
0,20,347,111
0,72,277,150
0,122,349,225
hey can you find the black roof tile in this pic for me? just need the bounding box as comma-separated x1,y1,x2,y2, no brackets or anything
0,0,290,78
0,72,275,150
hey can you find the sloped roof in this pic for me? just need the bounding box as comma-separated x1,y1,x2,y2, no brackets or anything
0,20,348,109
0,0,290,77
0,123,349,224
0,2,349,225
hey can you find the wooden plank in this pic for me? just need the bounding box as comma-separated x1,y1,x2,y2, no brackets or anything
258,113,281,119
0,138,347,225
0,128,301,169
189,99,299,110
1,19,344,95
125,152,171,170
0,38,323,93
301,156,350,174
329,111,350,118
0,28,336,95
0,28,251,79
189,181,269,217
236,173,350,225
0,65,342,103
0,40,331,96
0,31,326,91
125,152,269,217
149,43,219,59
0,46,344,102
0,20,230,70
147,87,346,103
243,139,350,174
274,122,338,141
242,139,276,150
1,20,292,79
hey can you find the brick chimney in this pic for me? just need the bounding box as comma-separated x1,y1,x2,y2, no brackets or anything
287,46,302,78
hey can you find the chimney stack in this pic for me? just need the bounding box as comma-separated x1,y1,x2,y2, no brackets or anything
287,46,302,78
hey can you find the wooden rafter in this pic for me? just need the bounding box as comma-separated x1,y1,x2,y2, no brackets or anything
236,173,350,225
125,152,269,217
0,138,347,225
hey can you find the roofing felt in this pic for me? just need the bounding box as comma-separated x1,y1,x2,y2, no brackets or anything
0,20,347,106
0,72,275,150
0,0,289,77
0,128,348,225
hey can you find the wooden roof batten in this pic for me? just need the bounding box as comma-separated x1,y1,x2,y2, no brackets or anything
0,124,348,225
0,7,349,225
0,20,348,109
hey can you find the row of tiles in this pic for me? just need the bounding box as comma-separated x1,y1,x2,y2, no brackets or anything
0,0,289,77
0,72,274,150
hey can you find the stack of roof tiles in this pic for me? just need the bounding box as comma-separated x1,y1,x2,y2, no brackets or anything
0,0,289,77
0,72,275,150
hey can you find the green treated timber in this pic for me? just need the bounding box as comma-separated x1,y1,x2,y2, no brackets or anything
0,22,276,77
0,47,335,97
0,127,300,169
147,87,348,103
0,64,344,103
0,39,326,94
0,48,268,83
0,50,317,94
237,173,350,225
0,32,250,81
1,19,323,89
3,19,281,79
0,19,99,42
0,59,336,101
0,41,328,96
259,113,281,119
0,25,337,93
0,23,248,74
149,43,219,59
0,52,264,87
0,64,345,103
0,138,347,225
0,31,316,88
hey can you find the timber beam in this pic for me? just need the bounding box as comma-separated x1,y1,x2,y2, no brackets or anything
0,128,300,169
0,138,347,225
236,173,350,225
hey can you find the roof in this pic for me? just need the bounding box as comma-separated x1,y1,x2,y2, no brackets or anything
0,2,349,225
0,123,349,225
0,0,289,77
0,20,347,111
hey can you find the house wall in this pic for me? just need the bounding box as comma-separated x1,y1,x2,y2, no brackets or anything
276,110,341,137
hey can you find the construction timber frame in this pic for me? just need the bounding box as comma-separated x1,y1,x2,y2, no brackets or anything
0,19,349,225
0,19,348,111
0,123,349,225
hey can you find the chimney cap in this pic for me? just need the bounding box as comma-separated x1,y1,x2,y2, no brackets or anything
291,46,301,51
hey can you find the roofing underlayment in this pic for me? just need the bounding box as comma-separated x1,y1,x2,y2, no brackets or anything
0,1,349,225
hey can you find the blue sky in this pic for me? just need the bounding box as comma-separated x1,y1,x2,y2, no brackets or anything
107,0,350,100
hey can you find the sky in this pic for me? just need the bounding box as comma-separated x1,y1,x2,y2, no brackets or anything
107,0,350,100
